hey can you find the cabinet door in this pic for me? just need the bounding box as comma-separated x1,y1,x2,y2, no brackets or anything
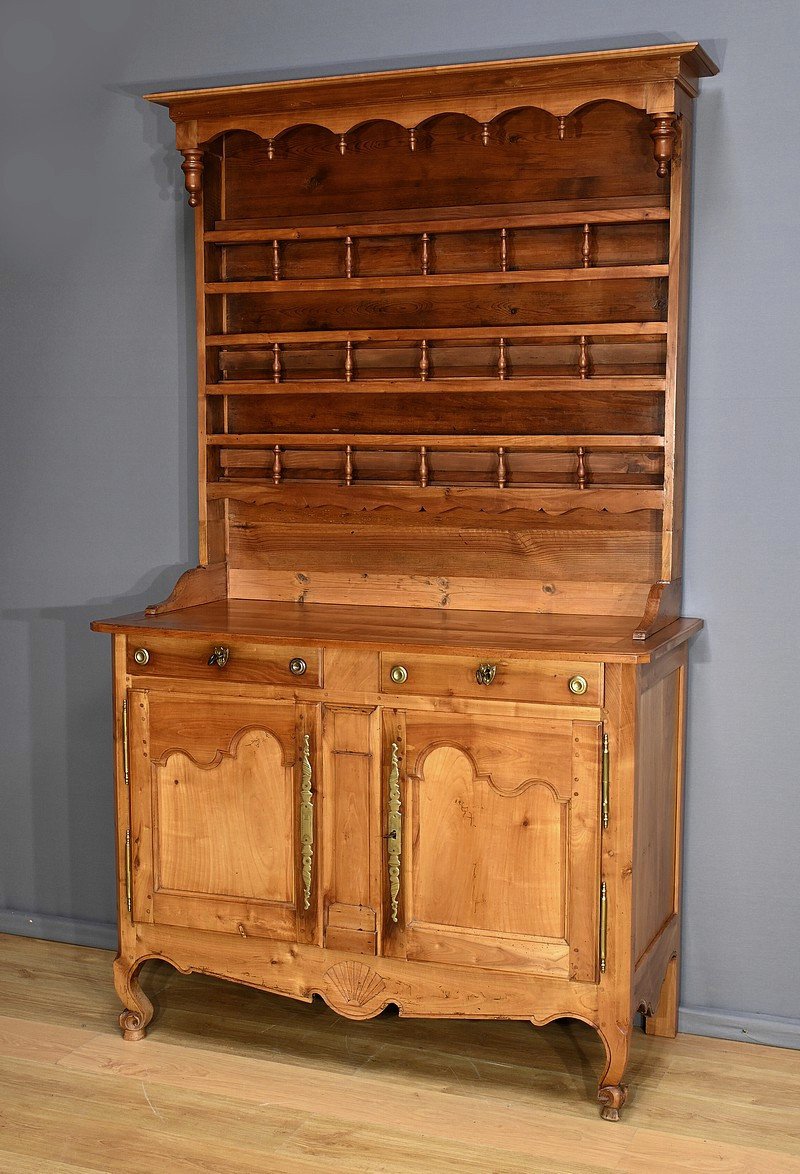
382,710,601,981
127,689,318,941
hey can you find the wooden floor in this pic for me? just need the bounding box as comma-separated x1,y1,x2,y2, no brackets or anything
1,934,799,1172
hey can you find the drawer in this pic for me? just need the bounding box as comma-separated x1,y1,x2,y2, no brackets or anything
379,651,601,706
127,635,322,687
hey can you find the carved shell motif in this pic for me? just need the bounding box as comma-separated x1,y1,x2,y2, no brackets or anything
324,961,386,1007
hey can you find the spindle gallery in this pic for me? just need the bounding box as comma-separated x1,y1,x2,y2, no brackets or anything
92,43,716,1120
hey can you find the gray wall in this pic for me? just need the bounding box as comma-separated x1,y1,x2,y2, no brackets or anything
1,0,798,1041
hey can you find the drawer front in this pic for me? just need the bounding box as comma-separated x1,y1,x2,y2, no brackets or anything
380,651,601,706
127,636,322,687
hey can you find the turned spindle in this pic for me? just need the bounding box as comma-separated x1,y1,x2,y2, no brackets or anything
579,335,591,380
344,340,355,382
267,138,275,160
339,134,347,156
179,148,204,207
557,115,568,141
272,342,283,384
272,445,283,485
344,445,354,486
409,127,416,151
581,223,593,268
650,113,677,178
576,446,589,490
272,239,281,281
421,233,430,276
497,447,507,489
419,339,430,382
481,122,490,146
345,235,354,278
419,446,429,488
497,337,508,381
500,228,508,273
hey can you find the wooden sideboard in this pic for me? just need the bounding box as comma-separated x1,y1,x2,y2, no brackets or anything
92,43,716,1119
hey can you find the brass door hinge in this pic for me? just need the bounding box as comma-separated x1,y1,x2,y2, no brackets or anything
124,828,132,914
122,698,130,787
601,731,609,829
599,880,608,973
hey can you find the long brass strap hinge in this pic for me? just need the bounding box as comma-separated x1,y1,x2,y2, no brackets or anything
124,828,132,914
601,731,609,829
599,880,608,973
122,698,130,787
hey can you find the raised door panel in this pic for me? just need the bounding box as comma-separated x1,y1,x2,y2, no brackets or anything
383,710,601,980
128,689,317,941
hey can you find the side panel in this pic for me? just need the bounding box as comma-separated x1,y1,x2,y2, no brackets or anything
633,647,686,962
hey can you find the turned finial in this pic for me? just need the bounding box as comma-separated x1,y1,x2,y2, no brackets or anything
409,127,417,152
576,446,589,490
345,445,354,486
272,342,282,384
344,340,355,382
345,235,354,278
180,148,204,207
650,113,677,178
272,239,281,281
272,445,283,485
419,339,430,382
339,134,347,156
267,138,275,160
481,122,491,146
557,115,568,141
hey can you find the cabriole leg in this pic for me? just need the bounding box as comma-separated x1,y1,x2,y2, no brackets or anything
596,1023,630,1121
113,954,154,1041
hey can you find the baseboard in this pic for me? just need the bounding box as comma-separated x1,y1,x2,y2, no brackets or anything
0,908,117,951
2,908,798,1050
678,1007,800,1050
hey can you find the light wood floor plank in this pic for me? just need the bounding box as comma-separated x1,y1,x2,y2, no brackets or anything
1,934,799,1172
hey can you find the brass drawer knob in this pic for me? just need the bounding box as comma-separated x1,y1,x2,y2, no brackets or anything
133,648,150,666
208,645,230,668
475,663,497,686
389,664,408,685
568,675,588,696
289,657,307,676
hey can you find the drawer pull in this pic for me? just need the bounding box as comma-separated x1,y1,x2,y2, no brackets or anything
299,733,313,910
133,648,150,666
208,646,230,668
389,664,408,685
475,663,497,686
568,675,588,696
289,657,307,676
387,742,402,923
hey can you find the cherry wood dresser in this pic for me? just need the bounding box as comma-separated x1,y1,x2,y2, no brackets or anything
92,43,716,1119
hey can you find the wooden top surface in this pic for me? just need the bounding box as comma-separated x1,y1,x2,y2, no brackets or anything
92,600,702,663
144,43,717,120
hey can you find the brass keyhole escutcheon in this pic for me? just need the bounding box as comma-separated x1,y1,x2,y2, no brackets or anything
208,645,230,668
133,648,150,666
390,664,408,685
475,663,497,686
568,675,588,696
289,657,307,676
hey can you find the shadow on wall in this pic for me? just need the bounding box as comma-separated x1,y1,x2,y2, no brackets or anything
1,564,190,938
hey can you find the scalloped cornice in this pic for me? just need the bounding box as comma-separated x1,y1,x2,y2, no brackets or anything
145,43,717,148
